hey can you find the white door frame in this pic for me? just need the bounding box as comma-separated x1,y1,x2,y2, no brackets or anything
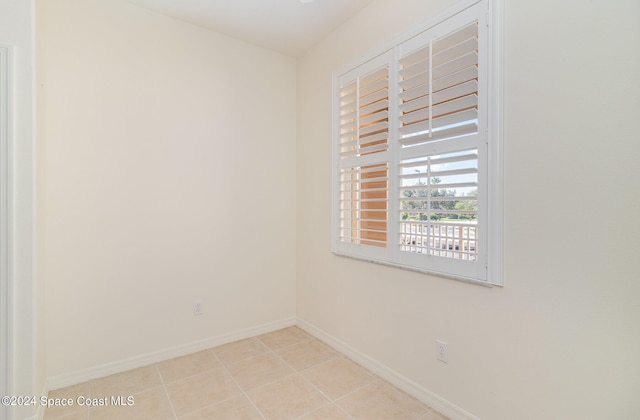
0,43,13,420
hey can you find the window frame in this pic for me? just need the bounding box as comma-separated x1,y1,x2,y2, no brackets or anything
332,0,503,286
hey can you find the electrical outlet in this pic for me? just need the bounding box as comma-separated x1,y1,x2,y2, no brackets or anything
436,340,448,363
193,301,203,316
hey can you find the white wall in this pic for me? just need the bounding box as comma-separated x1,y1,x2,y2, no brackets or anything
40,0,297,380
296,0,640,419
0,0,41,419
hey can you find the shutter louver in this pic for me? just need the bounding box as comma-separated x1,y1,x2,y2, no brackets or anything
398,22,479,147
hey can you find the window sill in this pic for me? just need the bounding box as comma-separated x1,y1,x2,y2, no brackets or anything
332,250,496,288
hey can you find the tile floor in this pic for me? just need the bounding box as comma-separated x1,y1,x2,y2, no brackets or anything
44,327,449,420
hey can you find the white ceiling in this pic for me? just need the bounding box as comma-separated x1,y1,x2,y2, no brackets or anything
125,0,375,57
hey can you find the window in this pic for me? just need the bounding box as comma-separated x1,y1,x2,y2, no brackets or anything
332,0,502,286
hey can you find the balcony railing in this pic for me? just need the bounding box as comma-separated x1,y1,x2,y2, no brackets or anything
400,221,477,261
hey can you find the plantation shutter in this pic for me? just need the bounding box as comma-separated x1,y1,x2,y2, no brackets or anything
333,0,497,284
336,52,392,256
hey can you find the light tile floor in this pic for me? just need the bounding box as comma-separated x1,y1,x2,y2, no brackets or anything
44,327,449,420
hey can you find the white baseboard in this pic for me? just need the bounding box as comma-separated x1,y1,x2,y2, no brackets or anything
46,317,296,391
296,318,480,420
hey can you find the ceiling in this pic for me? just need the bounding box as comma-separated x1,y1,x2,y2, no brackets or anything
125,0,375,57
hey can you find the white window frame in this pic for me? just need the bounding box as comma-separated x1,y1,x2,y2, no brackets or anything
332,0,503,286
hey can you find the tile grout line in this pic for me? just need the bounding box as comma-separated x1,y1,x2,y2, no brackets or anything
175,395,237,418
259,335,314,353
214,336,272,361
268,344,332,399
418,406,447,420
237,370,300,394
333,380,377,406
418,410,435,420
293,400,356,420
329,378,388,419
257,331,343,378
220,332,309,395
296,353,344,375
262,336,356,420
156,350,247,418
334,379,433,420
215,345,275,369
284,339,383,417
211,350,268,420
216,341,299,394
333,402,355,420
156,365,222,389
155,364,179,420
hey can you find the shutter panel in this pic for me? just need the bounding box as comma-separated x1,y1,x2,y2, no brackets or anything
398,22,479,147
337,61,390,250
339,163,389,247
396,18,482,264
399,149,478,260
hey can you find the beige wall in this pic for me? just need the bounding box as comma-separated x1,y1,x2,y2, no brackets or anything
39,0,297,379
296,0,640,419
